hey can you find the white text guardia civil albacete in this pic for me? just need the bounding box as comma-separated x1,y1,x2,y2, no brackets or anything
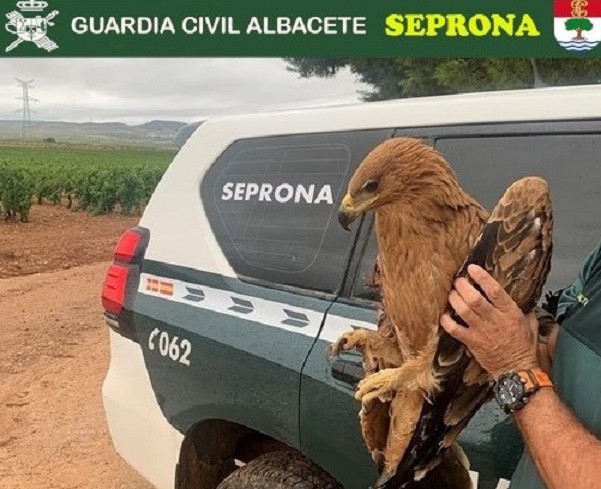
71,16,368,35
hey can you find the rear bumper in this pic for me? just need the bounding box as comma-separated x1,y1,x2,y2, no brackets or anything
102,329,184,489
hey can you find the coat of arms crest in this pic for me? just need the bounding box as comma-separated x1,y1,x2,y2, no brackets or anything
554,0,601,52
5,0,59,53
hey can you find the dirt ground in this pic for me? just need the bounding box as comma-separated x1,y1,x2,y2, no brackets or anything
0,204,140,279
0,205,153,489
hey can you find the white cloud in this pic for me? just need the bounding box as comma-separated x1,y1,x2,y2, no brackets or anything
0,58,365,124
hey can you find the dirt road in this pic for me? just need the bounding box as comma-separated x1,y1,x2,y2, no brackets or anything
0,262,154,489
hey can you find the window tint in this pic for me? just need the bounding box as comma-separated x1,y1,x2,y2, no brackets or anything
201,130,391,293
435,134,601,292
352,226,380,302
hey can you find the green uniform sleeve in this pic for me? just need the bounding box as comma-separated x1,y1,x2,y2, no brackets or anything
556,239,601,319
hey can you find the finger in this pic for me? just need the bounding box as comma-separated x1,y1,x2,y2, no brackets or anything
467,264,515,312
454,277,495,319
448,289,484,329
440,312,473,344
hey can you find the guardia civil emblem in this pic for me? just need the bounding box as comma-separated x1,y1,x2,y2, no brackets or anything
554,0,601,52
5,0,59,53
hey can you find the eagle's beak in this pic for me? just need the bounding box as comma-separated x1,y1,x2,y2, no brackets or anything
338,193,361,231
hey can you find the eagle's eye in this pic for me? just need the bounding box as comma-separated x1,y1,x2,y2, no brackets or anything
363,179,379,193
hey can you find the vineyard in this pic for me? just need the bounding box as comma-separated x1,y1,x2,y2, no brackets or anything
0,144,175,222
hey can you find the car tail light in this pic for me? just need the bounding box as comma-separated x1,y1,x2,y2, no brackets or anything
102,264,129,315
114,230,143,264
101,227,149,320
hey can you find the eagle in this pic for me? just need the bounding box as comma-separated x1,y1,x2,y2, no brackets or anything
328,138,553,488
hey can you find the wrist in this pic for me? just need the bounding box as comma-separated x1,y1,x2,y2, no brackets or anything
491,360,540,382
513,386,554,421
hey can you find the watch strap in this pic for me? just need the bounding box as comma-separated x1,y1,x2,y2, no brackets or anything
517,368,553,392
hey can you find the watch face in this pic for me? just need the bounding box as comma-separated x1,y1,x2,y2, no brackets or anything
495,375,525,409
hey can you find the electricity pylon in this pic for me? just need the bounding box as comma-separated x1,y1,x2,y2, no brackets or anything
15,78,37,142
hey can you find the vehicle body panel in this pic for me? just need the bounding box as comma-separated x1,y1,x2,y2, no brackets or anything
102,86,601,489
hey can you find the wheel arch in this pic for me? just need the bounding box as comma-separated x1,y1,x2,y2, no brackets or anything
175,418,296,489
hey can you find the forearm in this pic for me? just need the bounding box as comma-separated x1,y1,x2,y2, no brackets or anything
514,388,601,489
439,265,601,487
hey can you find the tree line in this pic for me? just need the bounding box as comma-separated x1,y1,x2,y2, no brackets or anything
283,58,601,101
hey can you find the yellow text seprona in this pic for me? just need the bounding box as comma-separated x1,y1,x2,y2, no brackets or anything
384,13,540,37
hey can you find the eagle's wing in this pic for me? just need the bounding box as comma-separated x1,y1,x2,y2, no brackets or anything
379,176,553,489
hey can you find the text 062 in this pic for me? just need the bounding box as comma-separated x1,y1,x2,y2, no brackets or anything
148,328,192,366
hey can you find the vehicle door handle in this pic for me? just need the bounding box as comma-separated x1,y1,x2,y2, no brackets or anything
331,358,365,386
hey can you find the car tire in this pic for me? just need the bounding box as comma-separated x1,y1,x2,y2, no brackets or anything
216,451,342,489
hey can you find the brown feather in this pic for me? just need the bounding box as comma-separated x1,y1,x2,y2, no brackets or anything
328,138,553,489
379,177,553,489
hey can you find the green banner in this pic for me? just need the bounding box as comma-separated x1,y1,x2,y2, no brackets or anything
1,0,600,57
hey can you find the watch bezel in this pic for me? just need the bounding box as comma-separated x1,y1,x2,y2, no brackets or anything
494,372,527,414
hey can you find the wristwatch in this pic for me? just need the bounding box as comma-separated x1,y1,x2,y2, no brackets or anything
493,368,553,414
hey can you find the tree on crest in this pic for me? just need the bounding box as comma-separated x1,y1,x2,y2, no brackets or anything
565,18,594,41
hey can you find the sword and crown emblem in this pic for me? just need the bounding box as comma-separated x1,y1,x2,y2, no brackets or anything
5,0,59,53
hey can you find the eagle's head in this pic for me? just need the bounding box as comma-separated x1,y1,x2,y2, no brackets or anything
338,137,458,230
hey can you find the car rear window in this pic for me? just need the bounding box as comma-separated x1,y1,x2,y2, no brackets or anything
201,130,391,293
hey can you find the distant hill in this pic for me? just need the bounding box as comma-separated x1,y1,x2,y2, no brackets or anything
0,119,188,148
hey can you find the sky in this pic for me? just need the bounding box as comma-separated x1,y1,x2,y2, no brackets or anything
0,58,365,124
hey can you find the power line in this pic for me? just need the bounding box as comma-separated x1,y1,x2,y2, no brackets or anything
15,78,38,142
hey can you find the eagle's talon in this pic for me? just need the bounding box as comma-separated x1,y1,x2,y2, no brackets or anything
359,400,376,417
328,331,363,358
355,369,402,404
372,450,385,471
326,342,341,358
422,390,435,405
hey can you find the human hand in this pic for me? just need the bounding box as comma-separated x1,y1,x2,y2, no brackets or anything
440,264,540,380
